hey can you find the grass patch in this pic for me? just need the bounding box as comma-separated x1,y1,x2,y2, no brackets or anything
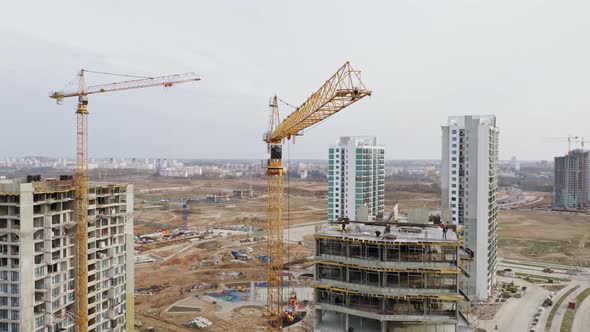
502,259,577,270
515,272,569,283
169,306,200,313
545,285,580,332
561,308,575,332
560,287,590,332
499,238,590,267
499,238,579,257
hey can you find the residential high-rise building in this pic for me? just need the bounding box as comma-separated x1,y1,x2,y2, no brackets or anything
328,137,384,223
441,115,498,301
0,178,134,332
314,222,467,331
554,149,590,210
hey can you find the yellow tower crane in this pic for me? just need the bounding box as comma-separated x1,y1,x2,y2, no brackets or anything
50,70,200,332
263,62,371,330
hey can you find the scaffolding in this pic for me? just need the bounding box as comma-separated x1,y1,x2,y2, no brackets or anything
314,223,469,331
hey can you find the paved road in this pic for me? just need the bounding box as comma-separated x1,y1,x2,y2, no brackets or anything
572,288,590,332
484,277,549,331
550,284,584,332
538,284,571,331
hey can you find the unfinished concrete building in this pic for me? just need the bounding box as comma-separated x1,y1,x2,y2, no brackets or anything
554,149,590,210
0,178,134,332
314,223,467,332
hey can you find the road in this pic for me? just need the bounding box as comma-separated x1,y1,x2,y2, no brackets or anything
492,258,590,331
549,284,584,332
481,276,549,331
572,288,590,332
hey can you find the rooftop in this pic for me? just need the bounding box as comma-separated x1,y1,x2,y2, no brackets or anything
316,223,458,243
0,177,127,195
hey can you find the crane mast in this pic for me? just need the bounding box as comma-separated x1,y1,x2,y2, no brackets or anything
75,71,90,331
264,62,371,330
50,69,200,332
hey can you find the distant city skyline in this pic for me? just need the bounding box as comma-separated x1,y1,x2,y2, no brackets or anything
0,155,557,162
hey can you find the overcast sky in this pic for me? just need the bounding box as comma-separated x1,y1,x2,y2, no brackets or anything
1,1,589,161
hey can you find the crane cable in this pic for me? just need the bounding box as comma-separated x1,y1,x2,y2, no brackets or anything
277,96,337,137
82,69,154,79
278,97,298,110
58,70,155,94
286,140,291,301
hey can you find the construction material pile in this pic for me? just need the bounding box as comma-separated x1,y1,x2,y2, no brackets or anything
183,317,213,329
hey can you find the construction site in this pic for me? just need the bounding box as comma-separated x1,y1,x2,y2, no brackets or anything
113,171,590,332
130,176,323,331
2,34,589,332
314,221,467,332
12,62,375,332
5,163,590,331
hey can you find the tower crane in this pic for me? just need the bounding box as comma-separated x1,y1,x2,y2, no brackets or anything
50,69,200,332
263,62,371,330
545,135,586,152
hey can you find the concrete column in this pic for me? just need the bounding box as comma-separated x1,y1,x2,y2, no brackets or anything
381,320,386,332
19,183,34,332
124,185,135,332
345,313,349,331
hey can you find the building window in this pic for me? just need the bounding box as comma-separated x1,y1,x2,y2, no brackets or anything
452,143,457,148
452,130,457,134
452,157,457,161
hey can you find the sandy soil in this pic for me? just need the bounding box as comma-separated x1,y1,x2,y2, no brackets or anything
498,209,590,267
125,175,588,330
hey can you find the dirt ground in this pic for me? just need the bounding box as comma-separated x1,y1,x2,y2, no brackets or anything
498,209,590,267
124,174,589,331
132,177,328,235
130,176,319,331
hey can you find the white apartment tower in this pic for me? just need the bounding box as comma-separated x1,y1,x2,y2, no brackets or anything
328,137,385,223
0,177,134,332
441,115,498,301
